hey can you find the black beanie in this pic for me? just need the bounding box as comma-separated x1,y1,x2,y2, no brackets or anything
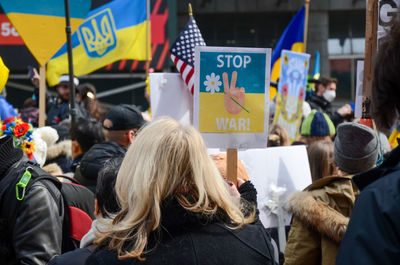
0,136,23,178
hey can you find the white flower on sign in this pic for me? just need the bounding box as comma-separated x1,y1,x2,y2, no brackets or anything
204,73,222,94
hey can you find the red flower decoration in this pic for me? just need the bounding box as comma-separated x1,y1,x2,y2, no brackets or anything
299,87,304,99
1,124,5,131
282,84,288,97
13,123,30,137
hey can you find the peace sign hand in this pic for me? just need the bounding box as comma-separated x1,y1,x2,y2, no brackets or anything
223,71,246,115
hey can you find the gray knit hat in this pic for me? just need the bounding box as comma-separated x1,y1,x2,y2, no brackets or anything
334,122,378,174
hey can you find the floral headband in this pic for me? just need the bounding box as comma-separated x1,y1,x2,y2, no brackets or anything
0,118,35,159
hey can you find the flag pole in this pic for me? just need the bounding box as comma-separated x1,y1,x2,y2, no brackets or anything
64,0,77,130
188,3,193,17
303,0,310,53
38,66,46,127
145,0,151,75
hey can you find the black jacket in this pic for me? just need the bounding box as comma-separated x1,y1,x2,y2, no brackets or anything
0,159,64,265
85,197,275,265
336,145,400,265
306,93,343,127
74,141,126,192
34,88,89,126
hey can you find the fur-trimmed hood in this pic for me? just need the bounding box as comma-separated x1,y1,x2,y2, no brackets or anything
46,140,72,160
286,176,358,243
287,191,348,243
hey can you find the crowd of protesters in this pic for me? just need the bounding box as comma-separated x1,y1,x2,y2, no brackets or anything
1,18,400,265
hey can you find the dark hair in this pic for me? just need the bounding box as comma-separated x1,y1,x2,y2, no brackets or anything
372,18,400,131
320,76,338,87
70,117,105,152
77,83,104,120
96,157,123,218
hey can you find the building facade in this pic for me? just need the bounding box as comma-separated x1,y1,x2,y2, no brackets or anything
177,0,366,100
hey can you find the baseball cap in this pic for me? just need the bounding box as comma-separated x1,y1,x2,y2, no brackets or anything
103,104,146,130
58,75,79,87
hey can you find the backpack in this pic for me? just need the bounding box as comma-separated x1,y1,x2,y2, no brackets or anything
0,159,95,262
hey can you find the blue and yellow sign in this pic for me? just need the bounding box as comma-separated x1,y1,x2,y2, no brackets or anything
194,47,271,149
273,50,310,142
0,0,90,66
47,0,149,86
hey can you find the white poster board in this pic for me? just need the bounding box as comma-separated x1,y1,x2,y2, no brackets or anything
209,145,312,228
194,46,271,149
355,61,364,118
149,73,193,126
378,0,400,46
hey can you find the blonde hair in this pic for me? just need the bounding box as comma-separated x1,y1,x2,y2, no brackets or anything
95,118,254,260
268,124,289,147
307,140,337,181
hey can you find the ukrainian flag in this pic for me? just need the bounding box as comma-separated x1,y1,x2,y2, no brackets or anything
47,0,149,87
270,6,305,100
0,0,90,66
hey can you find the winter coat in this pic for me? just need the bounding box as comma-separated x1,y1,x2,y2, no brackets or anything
336,145,400,265
0,159,64,265
306,93,344,127
48,220,102,265
74,141,126,192
45,139,73,173
284,175,358,265
86,198,275,265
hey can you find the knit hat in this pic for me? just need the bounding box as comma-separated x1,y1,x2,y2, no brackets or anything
103,104,146,131
0,135,23,177
334,122,378,174
301,110,335,136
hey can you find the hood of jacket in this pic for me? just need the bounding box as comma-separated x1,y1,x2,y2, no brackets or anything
75,141,126,188
286,176,357,243
46,140,72,160
353,144,400,191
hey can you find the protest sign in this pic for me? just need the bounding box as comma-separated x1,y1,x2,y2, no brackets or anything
378,0,400,46
273,50,310,142
355,61,364,118
194,46,271,149
208,145,312,228
149,73,193,126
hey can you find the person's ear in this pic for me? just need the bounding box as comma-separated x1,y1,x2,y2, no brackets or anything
127,129,135,144
71,140,82,157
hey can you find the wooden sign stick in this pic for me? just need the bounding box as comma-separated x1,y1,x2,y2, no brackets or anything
362,0,378,119
38,65,46,127
226,148,238,186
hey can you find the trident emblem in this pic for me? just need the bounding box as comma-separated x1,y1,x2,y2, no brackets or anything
79,9,117,58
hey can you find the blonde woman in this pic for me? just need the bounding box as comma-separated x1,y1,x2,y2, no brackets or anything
86,118,275,265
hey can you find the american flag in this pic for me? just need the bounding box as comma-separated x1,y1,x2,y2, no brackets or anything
170,17,206,94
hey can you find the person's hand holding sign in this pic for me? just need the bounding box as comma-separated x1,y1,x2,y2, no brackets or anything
223,71,247,115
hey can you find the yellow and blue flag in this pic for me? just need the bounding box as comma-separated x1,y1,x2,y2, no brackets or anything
0,0,90,66
0,56,9,93
47,0,150,87
270,6,305,100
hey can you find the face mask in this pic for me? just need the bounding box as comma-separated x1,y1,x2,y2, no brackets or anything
323,90,336,102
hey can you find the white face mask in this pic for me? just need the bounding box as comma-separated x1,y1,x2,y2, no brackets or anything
323,90,336,102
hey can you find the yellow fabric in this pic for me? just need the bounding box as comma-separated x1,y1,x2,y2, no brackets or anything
7,13,83,66
0,57,9,93
389,129,400,149
47,21,149,86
